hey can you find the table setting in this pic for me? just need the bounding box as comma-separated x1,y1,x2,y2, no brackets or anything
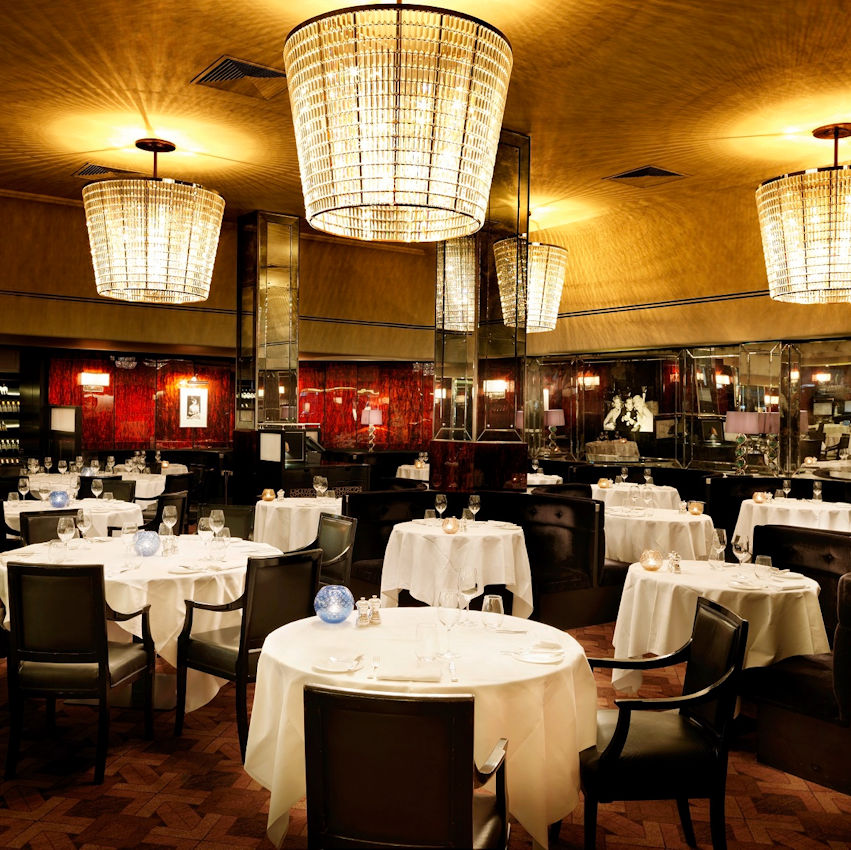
591,480,681,509
243,606,597,849
610,556,829,692
3,492,143,537
733,491,851,542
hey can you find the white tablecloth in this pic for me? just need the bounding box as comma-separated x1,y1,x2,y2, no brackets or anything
528,473,563,486
611,560,830,691
4,497,143,538
396,463,429,481
591,482,681,510
253,497,343,552
822,423,850,448
733,498,851,544
21,473,72,492
107,472,167,500
244,608,597,849
604,507,715,562
381,520,534,618
0,535,282,711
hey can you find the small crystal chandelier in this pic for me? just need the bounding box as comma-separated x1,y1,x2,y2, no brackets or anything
436,237,476,332
82,138,225,304
283,5,513,243
756,123,851,304
494,237,568,333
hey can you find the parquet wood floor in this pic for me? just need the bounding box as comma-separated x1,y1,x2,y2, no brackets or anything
0,622,848,849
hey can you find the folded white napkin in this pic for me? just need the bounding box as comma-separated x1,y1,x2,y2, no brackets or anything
376,661,443,682
775,581,808,591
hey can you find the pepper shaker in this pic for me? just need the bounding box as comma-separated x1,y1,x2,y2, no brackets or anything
369,594,382,625
667,550,681,573
356,597,371,627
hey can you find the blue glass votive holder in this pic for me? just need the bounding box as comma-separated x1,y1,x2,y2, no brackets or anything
314,585,355,624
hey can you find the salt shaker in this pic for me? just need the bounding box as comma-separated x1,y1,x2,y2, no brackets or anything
356,597,371,627
667,550,681,573
276,489,285,500
369,594,382,625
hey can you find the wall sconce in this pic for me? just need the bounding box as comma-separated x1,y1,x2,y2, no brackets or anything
434,388,448,400
715,373,731,387
78,372,110,393
579,374,600,389
814,371,832,383
483,379,509,398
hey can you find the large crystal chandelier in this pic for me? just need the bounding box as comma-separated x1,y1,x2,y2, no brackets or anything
494,237,568,333
82,139,225,304
756,123,851,304
436,237,476,331
283,5,513,243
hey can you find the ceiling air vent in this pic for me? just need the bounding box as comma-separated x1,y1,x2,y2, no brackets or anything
72,163,141,178
603,165,686,189
191,55,287,100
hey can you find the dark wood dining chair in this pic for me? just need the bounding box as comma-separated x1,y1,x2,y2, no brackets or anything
139,490,188,532
100,478,136,502
570,597,748,850
197,503,255,540
19,508,78,545
295,513,357,587
303,685,509,849
5,561,155,783
174,549,322,760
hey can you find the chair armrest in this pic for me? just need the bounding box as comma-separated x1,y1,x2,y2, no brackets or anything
291,536,319,553
587,640,692,670
178,595,246,643
321,544,352,570
106,602,154,653
474,737,507,787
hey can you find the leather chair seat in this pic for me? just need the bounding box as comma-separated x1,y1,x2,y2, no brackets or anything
351,559,383,586
742,653,840,723
600,558,631,586
185,627,259,678
472,793,506,849
18,641,148,690
535,567,591,594
581,709,718,800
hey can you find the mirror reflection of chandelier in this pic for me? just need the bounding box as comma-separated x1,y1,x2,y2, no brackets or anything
756,123,851,304
283,5,512,243
82,139,225,304
436,237,476,332
494,237,568,333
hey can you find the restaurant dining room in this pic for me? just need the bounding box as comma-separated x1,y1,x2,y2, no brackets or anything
1,0,850,848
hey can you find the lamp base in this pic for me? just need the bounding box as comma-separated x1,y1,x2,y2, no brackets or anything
368,424,376,452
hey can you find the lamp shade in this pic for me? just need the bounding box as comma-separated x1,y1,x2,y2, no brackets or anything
543,409,565,427
82,178,224,304
361,408,383,426
725,411,762,434
436,237,477,331
756,165,851,303
494,238,568,332
283,5,512,243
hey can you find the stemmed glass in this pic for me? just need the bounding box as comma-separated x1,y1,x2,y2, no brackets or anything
209,509,225,536
76,509,92,542
468,495,480,521
813,481,823,502
312,475,328,497
17,477,28,499
44,457,52,473
90,479,103,499
58,460,67,474
121,521,138,552
91,459,100,473
68,475,80,501
642,484,653,508
437,589,462,658
715,528,727,550
782,479,792,498
457,564,478,626
732,535,751,565
75,456,84,473
197,516,213,548
434,493,447,520
531,457,540,474
38,485,51,502
621,466,629,482
57,516,76,551
643,468,653,485
162,505,178,536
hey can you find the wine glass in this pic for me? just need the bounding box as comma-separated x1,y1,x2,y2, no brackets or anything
121,521,138,552
813,481,823,502
468,495,480,521
709,543,726,570
44,456,52,473
643,467,653,485
457,564,478,626
69,475,80,501
434,493,447,519
531,457,540,473
629,488,640,512
316,477,328,498
17,477,28,499
621,466,629,481
782,478,792,498
90,479,103,499
76,509,92,541
38,485,51,502
642,484,653,508
209,509,225,536
715,528,727,549
481,594,505,629
732,535,751,565
58,460,67,474
57,516,76,550
437,589,462,658
162,505,178,535
197,516,213,547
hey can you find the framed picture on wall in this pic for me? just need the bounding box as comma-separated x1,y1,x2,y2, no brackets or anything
180,386,208,429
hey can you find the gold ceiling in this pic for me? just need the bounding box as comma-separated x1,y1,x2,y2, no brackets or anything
2,0,851,350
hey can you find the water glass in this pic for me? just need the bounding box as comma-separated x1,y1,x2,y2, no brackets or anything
709,543,726,570
614,475,623,485
732,534,751,564
7,492,19,501
102,491,114,501
715,528,727,548
121,521,138,551
415,624,439,663
424,509,436,522
754,555,773,580
481,594,505,629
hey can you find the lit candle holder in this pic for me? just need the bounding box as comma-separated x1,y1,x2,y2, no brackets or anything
688,500,704,515
804,456,818,465
414,459,424,469
639,549,663,571
261,488,276,502
753,491,767,504
597,478,612,489
442,516,460,534
161,460,170,469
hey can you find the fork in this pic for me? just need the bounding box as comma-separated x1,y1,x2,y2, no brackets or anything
369,655,380,678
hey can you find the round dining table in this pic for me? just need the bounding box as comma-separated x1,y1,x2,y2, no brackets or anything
244,607,597,849
610,560,829,692
395,463,429,481
733,497,851,545
604,506,716,562
3,496,143,538
591,481,681,510
527,472,563,486
0,534,282,711
253,496,343,552
381,519,534,618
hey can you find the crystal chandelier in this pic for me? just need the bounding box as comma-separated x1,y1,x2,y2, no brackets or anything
756,123,851,304
436,237,476,331
82,139,225,304
283,5,512,243
494,237,568,333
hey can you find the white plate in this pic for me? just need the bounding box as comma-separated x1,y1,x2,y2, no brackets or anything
512,649,565,664
313,656,363,673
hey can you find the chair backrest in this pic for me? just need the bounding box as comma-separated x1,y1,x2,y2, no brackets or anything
304,685,475,849
531,482,592,498
834,572,850,722
799,436,823,463
78,474,121,500
163,472,194,494
198,503,255,540
240,549,322,656
334,484,363,496
100,478,136,502
316,514,357,585
154,491,188,530
19,509,78,545
6,562,108,670
288,488,316,498
680,597,749,739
